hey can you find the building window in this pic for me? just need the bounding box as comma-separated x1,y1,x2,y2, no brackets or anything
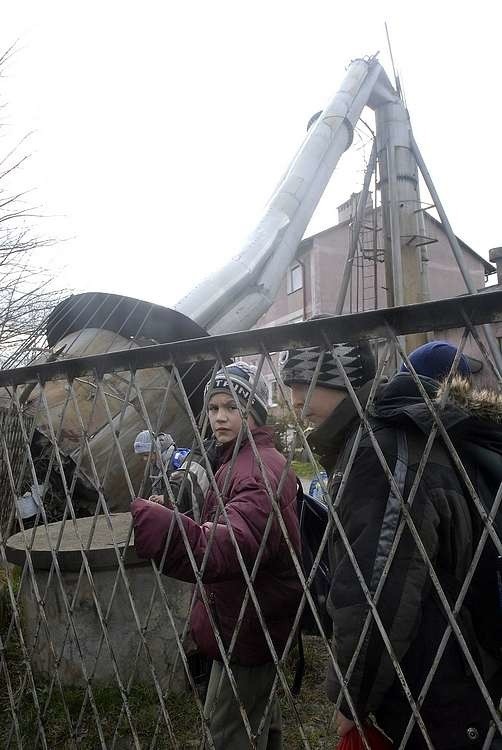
287,263,303,294
268,378,279,406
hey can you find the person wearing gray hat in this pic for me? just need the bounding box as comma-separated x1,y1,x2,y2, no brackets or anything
280,340,376,435
133,430,177,505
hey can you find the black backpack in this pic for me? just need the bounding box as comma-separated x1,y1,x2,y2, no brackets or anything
296,483,332,637
292,481,331,695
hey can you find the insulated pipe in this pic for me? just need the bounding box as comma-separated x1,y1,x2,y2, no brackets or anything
375,92,428,354
175,58,390,333
375,99,422,310
411,134,502,376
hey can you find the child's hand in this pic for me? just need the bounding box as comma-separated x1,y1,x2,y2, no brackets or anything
148,494,165,505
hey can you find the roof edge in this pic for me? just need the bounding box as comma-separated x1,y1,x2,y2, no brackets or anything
296,211,496,275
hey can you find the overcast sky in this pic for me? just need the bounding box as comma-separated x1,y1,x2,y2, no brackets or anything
1,1,501,309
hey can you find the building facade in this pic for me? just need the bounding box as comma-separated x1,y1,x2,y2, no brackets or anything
252,196,495,407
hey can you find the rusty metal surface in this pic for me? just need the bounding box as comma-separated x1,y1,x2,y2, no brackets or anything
22,327,208,513
11,297,217,515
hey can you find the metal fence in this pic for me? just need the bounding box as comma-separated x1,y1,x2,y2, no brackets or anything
1,292,502,749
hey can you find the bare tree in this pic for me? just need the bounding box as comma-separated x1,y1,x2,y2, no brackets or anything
0,46,67,368
0,220,62,365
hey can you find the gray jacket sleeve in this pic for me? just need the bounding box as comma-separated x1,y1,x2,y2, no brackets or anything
167,439,216,519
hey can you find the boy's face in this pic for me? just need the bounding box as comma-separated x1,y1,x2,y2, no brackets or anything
290,383,346,427
208,393,256,444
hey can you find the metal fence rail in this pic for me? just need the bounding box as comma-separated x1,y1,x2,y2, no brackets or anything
0,292,501,749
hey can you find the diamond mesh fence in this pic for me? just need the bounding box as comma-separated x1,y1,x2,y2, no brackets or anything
0,292,502,749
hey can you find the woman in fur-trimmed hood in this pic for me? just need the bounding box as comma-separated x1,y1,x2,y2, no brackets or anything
314,354,502,750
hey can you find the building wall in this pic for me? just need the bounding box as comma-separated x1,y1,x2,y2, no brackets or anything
251,207,494,405
423,215,487,298
257,210,490,327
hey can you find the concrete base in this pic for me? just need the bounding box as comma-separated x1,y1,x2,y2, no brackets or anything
20,563,193,692
7,513,194,692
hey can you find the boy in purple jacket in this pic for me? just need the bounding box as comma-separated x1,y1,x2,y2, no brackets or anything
132,363,301,749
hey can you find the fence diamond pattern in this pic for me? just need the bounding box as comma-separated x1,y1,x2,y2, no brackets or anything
0,292,501,748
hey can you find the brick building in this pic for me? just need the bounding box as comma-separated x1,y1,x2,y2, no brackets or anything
252,196,495,406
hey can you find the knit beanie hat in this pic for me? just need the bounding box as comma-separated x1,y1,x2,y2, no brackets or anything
133,430,175,456
280,340,376,391
205,361,269,426
400,341,471,380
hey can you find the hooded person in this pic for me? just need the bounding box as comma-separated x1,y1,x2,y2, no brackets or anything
133,430,196,514
281,339,502,749
133,430,176,502
131,362,302,750
133,430,194,511
400,339,472,380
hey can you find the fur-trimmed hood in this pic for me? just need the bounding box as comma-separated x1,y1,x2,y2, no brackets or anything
436,376,502,424
308,372,502,471
373,372,502,458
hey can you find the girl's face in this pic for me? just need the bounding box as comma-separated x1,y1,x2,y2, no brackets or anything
208,393,256,444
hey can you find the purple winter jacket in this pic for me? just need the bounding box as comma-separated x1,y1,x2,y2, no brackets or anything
131,427,302,666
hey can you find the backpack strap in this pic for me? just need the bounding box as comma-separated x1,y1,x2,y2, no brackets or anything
291,629,305,697
292,477,306,696
369,428,409,595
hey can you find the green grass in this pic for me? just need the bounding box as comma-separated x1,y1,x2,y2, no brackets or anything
281,636,339,749
291,460,315,478
0,570,337,748
0,676,201,749
0,638,337,749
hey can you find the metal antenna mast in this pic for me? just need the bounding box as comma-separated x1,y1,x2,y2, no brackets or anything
385,21,403,102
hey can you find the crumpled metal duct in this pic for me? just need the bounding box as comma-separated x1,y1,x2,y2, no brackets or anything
23,293,214,513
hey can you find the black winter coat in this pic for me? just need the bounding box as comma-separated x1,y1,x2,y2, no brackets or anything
309,374,502,750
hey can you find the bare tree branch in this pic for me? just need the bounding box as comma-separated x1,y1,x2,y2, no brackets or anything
0,47,68,367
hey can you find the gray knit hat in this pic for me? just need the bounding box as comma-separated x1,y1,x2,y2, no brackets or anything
204,361,269,426
133,430,174,455
279,341,375,391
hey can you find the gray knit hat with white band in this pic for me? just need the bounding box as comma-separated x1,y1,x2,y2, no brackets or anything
204,361,269,426
279,341,375,391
